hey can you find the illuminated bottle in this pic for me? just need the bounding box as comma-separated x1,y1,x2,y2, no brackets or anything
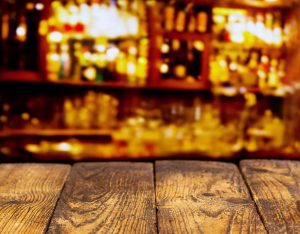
173,40,187,79
175,3,186,32
247,52,259,87
164,1,176,32
1,12,9,67
186,3,196,33
196,11,208,33
46,44,60,81
267,59,279,88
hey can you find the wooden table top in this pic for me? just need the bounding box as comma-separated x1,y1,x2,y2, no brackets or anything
0,160,299,234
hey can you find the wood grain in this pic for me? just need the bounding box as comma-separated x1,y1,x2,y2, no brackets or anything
0,163,70,234
155,161,266,234
240,160,300,234
48,162,156,234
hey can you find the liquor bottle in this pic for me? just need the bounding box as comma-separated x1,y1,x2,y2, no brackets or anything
173,40,187,79
247,52,259,87
160,39,171,78
7,3,19,69
16,14,27,70
164,1,176,32
186,3,195,33
46,44,60,81
1,11,9,68
195,6,208,33
25,2,41,70
174,3,186,32
267,58,279,88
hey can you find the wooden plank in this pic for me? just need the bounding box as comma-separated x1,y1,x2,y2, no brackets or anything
240,160,300,234
155,161,266,233
48,162,157,233
0,164,70,234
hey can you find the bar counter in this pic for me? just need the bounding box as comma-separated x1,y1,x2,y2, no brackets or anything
0,160,299,233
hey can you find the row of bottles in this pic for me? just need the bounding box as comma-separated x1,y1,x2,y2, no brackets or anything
160,39,204,81
46,37,149,83
43,0,147,40
63,91,119,129
210,50,286,88
213,8,286,47
44,0,149,83
162,2,210,33
0,0,42,70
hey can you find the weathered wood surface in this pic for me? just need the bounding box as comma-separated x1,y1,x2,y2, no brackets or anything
155,161,266,234
240,160,300,234
0,164,70,234
48,162,156,234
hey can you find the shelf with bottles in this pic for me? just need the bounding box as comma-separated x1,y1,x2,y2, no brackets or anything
39,0,150,85
0,129,113,139
154,1,211,84
0,100,295,160
0,1,43,72
212,8,290,49
212,0,295,9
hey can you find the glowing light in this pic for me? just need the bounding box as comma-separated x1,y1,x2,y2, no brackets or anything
161,43,170,53
95,44,106,52
21,113,30,120
129,46,137,55
56,142,72,152
35,3,44,11
160,64,169,74
39,20,48,36
16,24,27,41
48,31,63,43
25,144,40,153
194,41,205,51
26,2,35,10
83,66,97,80
127,62,136,75
106,47,120,61
0,115,7,122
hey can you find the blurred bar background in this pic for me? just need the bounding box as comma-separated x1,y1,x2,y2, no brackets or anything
0,0,300,161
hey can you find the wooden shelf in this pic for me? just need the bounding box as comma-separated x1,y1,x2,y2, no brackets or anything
213,42,286,53
0,129,113,138
0,73,212,91
212,0,294,9
153,79,210,91
164,32,211,41
0,70,41,81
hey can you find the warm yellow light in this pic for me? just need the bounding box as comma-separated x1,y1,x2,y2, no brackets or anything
26,2,35,10
16,24,27,41
35,3,44,11
194,41,205,51
129,46,138,55
229,63,238,71
95,44,106,53
48,31,63,43
16,27,26,36
161,43,170,53
39,20,48,36
51,1,61,8
21,112,30,120
49,53,60,61
213,8,247,16
0,115,7,123
160,63,169,74
25,144,40,153
127,62,136,75
83,66,97,81
106,47,120,61
56,142,72,152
